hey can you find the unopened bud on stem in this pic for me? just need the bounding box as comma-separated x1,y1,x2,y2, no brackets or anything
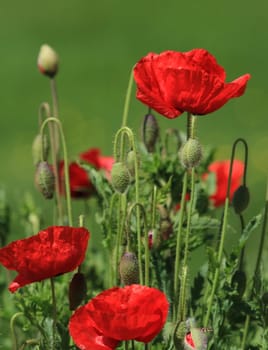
37,44,59,78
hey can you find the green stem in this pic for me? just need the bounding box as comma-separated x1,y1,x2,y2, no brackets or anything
177,167,195,321
113,127,143,284
50,278,57,350
115,193,127,284
40,117,73,226
10,312,24,350
204,198,229,327
241,178,268,349
39,102,63,224
121,68,134,128
173,171,188,321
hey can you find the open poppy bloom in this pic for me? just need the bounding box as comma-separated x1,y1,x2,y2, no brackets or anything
207,160,244,207
0,226,90,292
69,284,169,349
134,49,250,119
60,148,114,198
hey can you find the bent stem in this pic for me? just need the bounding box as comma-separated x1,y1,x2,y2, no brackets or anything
39,103,63,224
40,117,73,226
241,178,268,349
204,138,246,327
10,312,24,350
114,127,143,284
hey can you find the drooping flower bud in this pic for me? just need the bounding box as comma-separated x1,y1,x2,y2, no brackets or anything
231,270,247,297
111,162,131,193
32,133,49,166
232,185,250,214
69,272,87,311
35,161,55,199
173,320,187,349
142,113,159,152
37,44,59,78
180,138,203,169
126,150,136,177
119,252,139,285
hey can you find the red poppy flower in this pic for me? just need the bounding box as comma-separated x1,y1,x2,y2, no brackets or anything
69,284,169,349
0,226,90,292
134,49,250,119
60,149,114,199
80,148,114,178
59,161,94,199
207,160,244,207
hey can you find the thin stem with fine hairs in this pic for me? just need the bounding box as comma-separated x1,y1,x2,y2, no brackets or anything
50,277,57,349
204,138,248,327
40,117,73,226
121,67,134,128
39,102,63,224
241,177,268,349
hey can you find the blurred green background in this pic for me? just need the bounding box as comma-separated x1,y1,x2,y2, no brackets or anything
0,0,267,238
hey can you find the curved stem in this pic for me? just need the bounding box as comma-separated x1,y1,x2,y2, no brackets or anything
113,127,143,284
10,312,24,350
39,102,63,224
204,138,248,326
241,178,268,349
40,117,73,226
173,171,188,321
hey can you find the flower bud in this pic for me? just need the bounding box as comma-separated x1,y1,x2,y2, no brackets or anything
173,320,187,349
232,185,250,214
180,138,202,169
119,252,139,285
32,133,49,166
35,161,55,199
111,162,131,193
142,113,159,152
126,150,136,177
231,270,247,297
69,272,87,311
37,44,59,78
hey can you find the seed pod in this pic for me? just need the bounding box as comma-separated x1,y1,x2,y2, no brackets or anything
126,150,136,177
142,113,159,152
32,133,49,166
232,185,250,214
111,162,131,193
37,44,59,78
35,161,55,199
180,138,202,169
69,272,87,311
119,252,139,285
231,270,247,297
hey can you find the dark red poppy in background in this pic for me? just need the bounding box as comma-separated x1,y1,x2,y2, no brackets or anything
69,284,169,349
208,160,244,207
0,226,90,292
60,148,114,198
80,148,114,176
59,161,93,198
134,49,250,119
